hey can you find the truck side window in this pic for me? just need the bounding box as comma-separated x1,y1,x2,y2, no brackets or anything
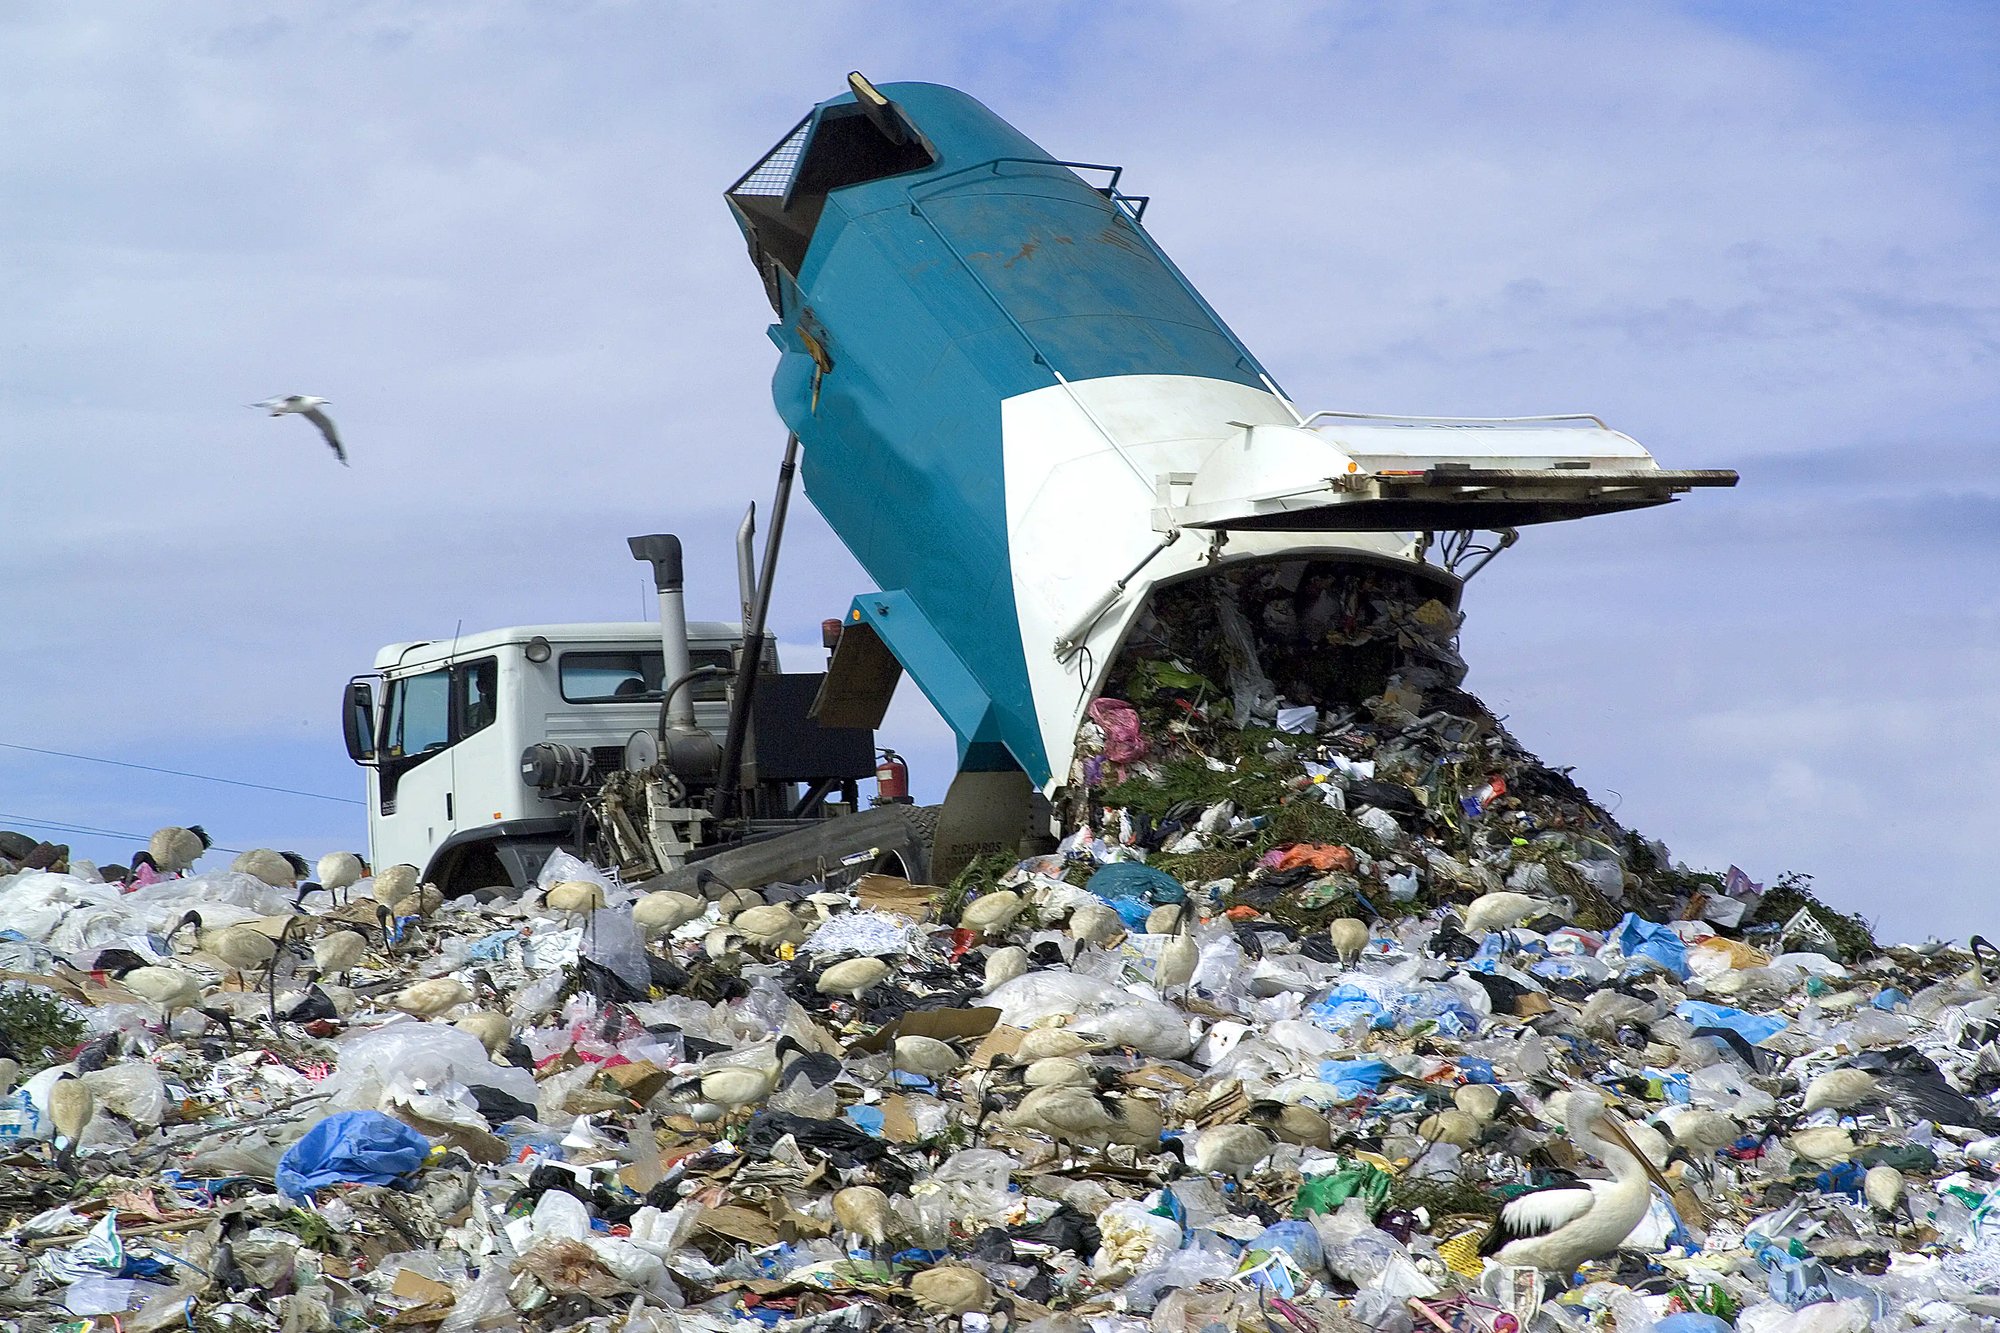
384,668,450,758
455,658,498,739
560,650,736,704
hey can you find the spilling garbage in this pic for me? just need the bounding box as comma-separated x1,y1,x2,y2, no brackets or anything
3,574,1998,1333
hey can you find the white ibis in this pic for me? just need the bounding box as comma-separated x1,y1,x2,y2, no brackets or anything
454,1010,514,1056
1173,1124,1276,1183
817,957,891,1001
832,1184,894,1259
960,890,1025,937
633,890,704,938
1463,891,1568,937
317,852,366,905
146,825,211,875
232,848,310,888
390,978,474,1019
982,946,1029,993
1328,917,1370,966
1247,1099,1333,1150
681,1038,805,1125
908,1265,993,1316
49,1074,95,1172
1802,1068,1877,1115
311,929,368,985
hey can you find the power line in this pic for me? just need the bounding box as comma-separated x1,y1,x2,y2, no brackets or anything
0,740,362,805
0,811,245,855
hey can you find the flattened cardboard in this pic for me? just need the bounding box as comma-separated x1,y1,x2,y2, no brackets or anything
971,1025,1029,1068
697,1204,781,1246
848,1006,1000,1056
854,873,939,921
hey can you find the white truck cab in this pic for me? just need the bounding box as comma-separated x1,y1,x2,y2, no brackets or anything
344,621,760,891
341,533,936,897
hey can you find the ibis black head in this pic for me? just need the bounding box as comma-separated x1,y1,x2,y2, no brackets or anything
293,881,322,906
775,1035,808,1058
130,851,158,872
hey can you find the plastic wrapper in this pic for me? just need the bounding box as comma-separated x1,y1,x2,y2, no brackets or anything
324,1018,537,1110
81,1060,169,1128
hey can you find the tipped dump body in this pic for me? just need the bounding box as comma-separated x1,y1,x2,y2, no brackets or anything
729,80,1731,788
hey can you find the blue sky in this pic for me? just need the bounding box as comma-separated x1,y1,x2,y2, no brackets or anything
1,2,1994,942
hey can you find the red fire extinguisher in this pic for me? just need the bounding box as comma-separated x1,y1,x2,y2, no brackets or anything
874,748,912,804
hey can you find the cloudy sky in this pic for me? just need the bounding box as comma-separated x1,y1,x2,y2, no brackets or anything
2,3,1994,943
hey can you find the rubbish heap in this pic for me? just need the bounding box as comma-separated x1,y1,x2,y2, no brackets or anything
4,565,1999,1333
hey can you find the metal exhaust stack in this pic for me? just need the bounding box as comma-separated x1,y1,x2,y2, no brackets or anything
627,534,698,735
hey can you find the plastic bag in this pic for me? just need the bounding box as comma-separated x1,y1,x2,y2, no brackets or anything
82,1061,169,1129
276,1110,432,1199
582,908,651,995
323,1019,537,1110
1676,1001,1787,1047
437,1267,516,1333
1604,913,1691,979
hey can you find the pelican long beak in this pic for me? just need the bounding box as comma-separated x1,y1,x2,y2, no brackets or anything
1601,1112,1708,1226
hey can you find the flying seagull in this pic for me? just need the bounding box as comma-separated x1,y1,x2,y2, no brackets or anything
252,394,346,465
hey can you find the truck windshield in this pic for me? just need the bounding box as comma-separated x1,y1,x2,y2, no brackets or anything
560,650,734,704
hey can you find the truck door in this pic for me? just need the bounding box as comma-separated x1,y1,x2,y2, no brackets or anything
372,658,498,873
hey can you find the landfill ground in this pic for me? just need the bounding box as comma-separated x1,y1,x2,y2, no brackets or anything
4,572,1998,1333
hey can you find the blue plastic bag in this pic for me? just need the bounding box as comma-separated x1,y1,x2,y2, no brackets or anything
1248,1219,1324,1273
1085,862,1185,905
1318,1057,1397,1100
1307,986,1388,1031
1675,1000,1787,1046
277,1111,432,1199
1608,913,1689,978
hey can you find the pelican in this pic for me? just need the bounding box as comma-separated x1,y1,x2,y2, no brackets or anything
1328,917,1369,966
1462,891,1568,937
1479,1089,1654,1274
982,946,1029,994
818,956,891,1001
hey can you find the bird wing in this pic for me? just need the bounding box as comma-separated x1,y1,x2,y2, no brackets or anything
1481,1181,1601,1254
300,407,347,463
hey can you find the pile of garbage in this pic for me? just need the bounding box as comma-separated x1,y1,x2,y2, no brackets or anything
3,570,1997,1333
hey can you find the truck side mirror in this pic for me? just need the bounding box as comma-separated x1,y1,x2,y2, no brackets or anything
343,679,377,765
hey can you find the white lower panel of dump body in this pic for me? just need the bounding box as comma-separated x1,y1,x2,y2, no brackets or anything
999,374,1422,786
